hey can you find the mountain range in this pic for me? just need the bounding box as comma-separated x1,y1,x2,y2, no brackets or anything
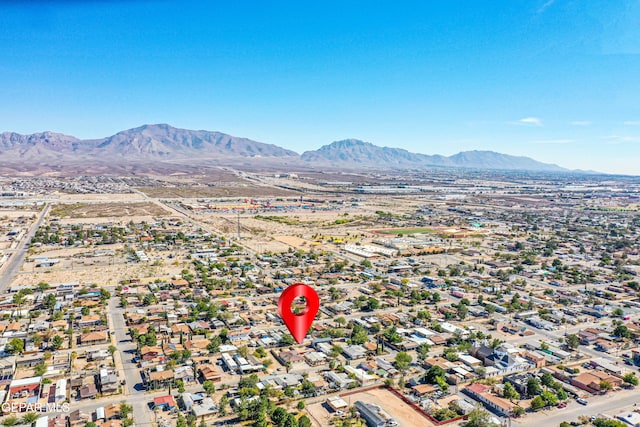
0,124,568,174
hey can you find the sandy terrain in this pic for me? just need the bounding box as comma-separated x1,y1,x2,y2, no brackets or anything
56,193,143,202
347,387,437,427
50,202,171,218
0,209,39,219
27,243,124,258
136,184,299,198
12,258,186,288
307,387,437,427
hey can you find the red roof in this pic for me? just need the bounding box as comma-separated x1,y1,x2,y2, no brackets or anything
153,395,176,407
466,383,490,394
10,383,40,393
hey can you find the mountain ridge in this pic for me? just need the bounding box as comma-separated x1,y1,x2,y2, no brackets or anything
0,124,569,173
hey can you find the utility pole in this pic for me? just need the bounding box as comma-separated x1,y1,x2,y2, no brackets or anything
237,211,241,241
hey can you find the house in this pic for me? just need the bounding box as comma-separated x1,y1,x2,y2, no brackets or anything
571,370,623,393
153,395,177,411
78,331,109,346
411,383,438,397
327,396,348,412
0,356,16,379
140,346,163,361
188,396,217,421
87,349,111,362
342,345,367,360
79,383,97,400
304,351,327,366
463,383,519,416
9,376,41,399
174,366,195,383
198,365,222,383
275,349,305,366
68,410,91,427
522,351,546,368
104,403,121,420
324,372,356,389
77,315,102,328
147,369,174,390
15,354,44,369
99,369,119,395
354,401,391,427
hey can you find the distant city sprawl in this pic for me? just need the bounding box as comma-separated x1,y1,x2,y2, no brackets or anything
0,169,639,427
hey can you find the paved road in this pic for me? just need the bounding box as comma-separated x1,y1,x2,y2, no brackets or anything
515,387,640,426
107,296,150,422
0,203,50,291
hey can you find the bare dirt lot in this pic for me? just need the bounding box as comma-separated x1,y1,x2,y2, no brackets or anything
50,202,171,218
306,387,437,427
136,184,300,198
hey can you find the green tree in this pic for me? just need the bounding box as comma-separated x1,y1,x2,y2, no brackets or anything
20,413,40,425
465,408,496,427
417,343,431,361
176,414,186,427
43,293,57,311
541,390,558,406
425,365,446,384
298,415,312,427
203,380,216,395
218,395,229,416
541,373,555,387
270,407,288,427
457,303,468,320
366,297,380,311
279,334,295,346
382,326,402,344
296,400,305,410
120,403,133,419
613,325,631,339
252,410,268,427
283,414,298,427
7,338,24,354
527,377,542,396
503,382,520,400
207,336,221,353
530,395,546,411
33,363,47,376
51,335,64,350
623,372,639,386
350,325,368,345
600,380,613,391
394,351,412,372
1,416,19,427
592,419,627,427
565,334,580,350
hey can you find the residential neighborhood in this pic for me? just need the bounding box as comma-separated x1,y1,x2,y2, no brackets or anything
1,171,640,427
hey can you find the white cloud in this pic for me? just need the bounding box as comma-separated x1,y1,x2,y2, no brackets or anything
537,0,556,14
570,121,591,126
604,135,640,144
623,121,640,126
530,139,575,144
513,117,543,126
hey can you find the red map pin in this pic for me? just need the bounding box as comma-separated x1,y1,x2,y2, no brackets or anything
278,283,320,344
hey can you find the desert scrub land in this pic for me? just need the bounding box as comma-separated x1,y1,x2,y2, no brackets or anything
50,202,171,218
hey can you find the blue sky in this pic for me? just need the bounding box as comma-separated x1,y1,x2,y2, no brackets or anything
1,0,639,174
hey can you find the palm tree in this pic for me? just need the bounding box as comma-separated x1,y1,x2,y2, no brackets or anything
21,413,39,426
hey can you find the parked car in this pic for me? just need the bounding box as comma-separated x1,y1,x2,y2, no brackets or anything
576,398,588,405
